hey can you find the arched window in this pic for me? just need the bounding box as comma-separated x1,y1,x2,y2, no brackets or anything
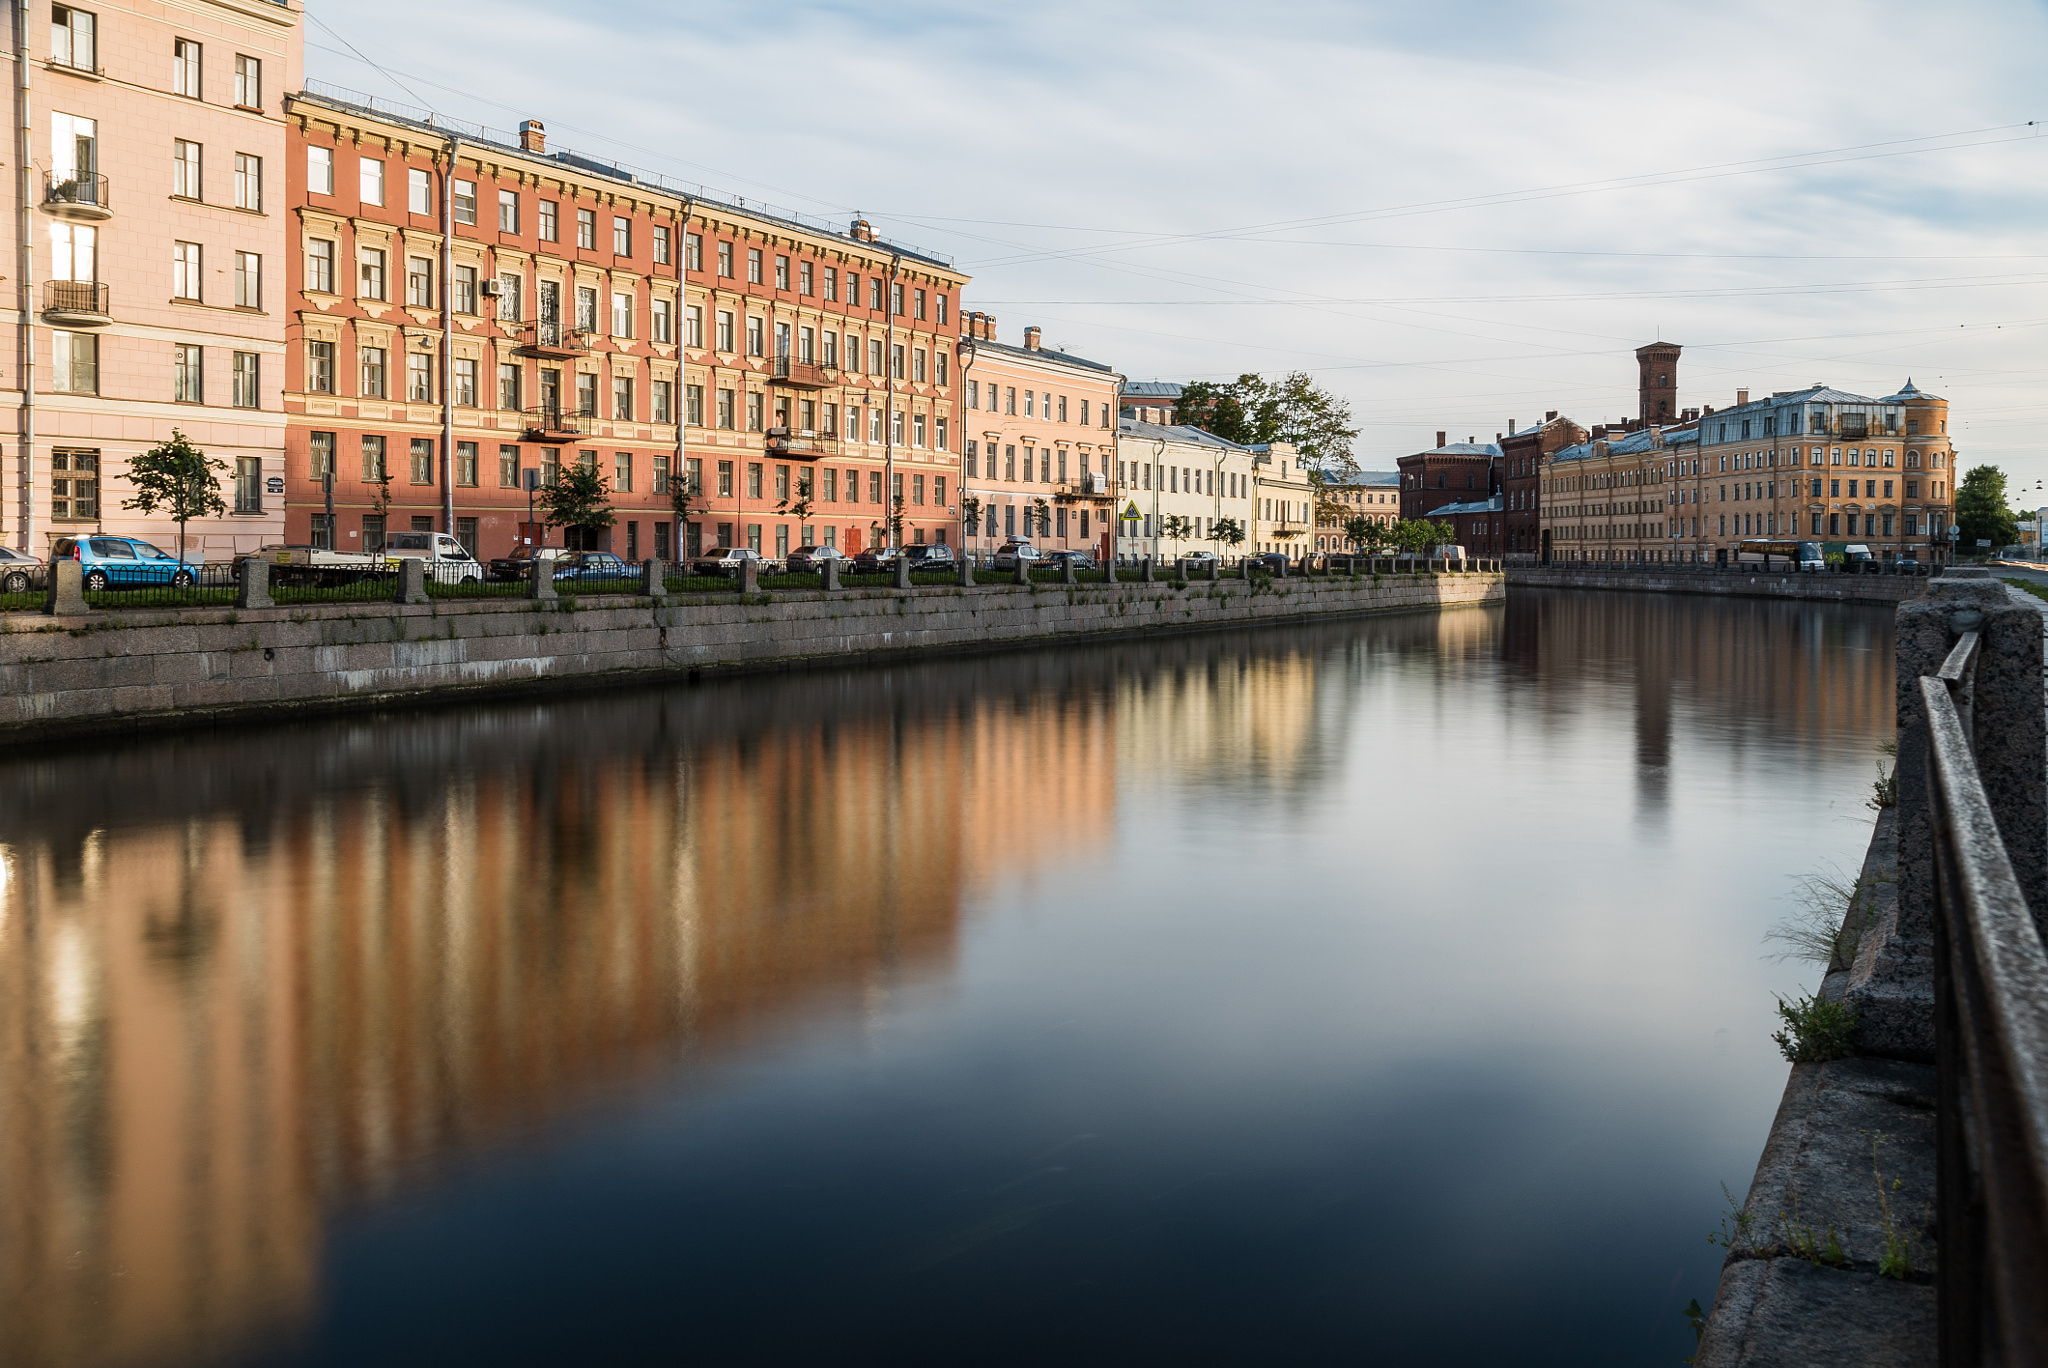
1906,450,1920,468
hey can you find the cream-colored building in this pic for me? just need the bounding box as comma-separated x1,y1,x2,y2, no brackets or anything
957,314,1120,558
4,0,300,559
1251,443,1314,556
1114,418,1260,562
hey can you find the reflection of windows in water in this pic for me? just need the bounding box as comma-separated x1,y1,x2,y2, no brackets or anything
51,449,98,520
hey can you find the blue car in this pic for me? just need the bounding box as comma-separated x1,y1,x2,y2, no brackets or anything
51,535,202,591
550,552,635,584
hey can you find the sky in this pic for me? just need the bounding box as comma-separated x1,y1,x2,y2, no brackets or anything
303,0,2048,496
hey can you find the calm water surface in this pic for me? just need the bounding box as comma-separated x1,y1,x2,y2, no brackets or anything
0,590,1895,1366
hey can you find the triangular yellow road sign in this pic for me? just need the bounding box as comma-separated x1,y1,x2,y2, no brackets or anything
1123,501,1142,521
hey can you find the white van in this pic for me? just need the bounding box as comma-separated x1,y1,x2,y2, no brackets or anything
384,531,480,566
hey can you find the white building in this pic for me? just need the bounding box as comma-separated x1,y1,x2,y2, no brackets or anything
1115,419,1261,561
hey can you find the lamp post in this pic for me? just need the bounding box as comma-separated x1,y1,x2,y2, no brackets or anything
955,335,977,565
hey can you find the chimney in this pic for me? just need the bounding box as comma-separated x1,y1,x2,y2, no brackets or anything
981,314,995,341
1436,431,1446,449
519,120,546,154
1023,326,1041,351
1545,410,1557,422
1508,419,1517,436
849,218,877,243
1736,389,1749,406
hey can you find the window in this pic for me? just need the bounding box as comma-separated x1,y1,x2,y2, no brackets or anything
612,291,633,337
652,379,672,423
685,384,703,426
747,391,763,431
452,180,476,226
747,247,763,284
652,298,672,343
53,331,97,393
230,456,262,514
359,157,384,206
307,146,333,195
359,346,386,398
308,240,339,294
407,353,433,402
935,417,947,452
408,167,432,216
51,7,96,72
499,190,519,233
407,256,433,307
914,288,926,320
455,265,477,314
307,340,335,393
717,460,733,497
652,225,671,264
717,241,733,277
538,200,558,242
172,38,200,97
747,462,763,498
234,153,261,210
359,248,385,299
912,349,927,383
747,316,764,356
891,282,904,315
775,254,789,289
172,241,202,299
454,358,477,407
497,274,522,321
231,52,264,107
717,388,735,428
891,345,904,379
498,445,521,488
616,453,633,493
173,139,202,198
612,377,632,420
410,438,435,484
576,208,596,250
913,413,926,448
685,305,704,347
498,363,521,411
575,372,598,416
823,269,837,302
172,344,202,402
233,251,260,309
823,332,838,368
614,217,631,256
575,286,599,332
935,351,947,386
936,293,949,325
360,435,386,483
50,450,98,520
232,351,259,408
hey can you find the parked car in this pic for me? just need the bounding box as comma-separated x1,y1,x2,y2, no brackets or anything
990,542,1043,571
550,552,636,583
487,545,563,582
849,547,899,574
51,535,202,591
786,544,851,571
902,543,957,570
1040,549,1097,571
1245,551,1290,574
383,530,483,576
1179,550,1219,567
693,547,772,578
0,544,44,594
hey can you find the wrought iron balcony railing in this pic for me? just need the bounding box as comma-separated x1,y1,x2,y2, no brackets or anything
517,321,593,358
43,279,111,323
42,171,111,220
764,427,838,460
768,356,834,388
522,407,591,442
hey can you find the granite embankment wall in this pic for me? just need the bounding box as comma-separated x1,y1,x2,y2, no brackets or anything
1508,565,1925,606
0,570,1501,741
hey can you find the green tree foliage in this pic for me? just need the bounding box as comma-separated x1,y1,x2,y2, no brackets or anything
1158,514,1195,544
1343,514,1392,554
535,461,616,538
121,428,226,563
1174,372,1359,473
1391,517,1455,553
1208,515,1246,549
1954,464,2019,553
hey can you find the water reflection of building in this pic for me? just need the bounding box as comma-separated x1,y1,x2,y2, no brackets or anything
0,671,1114,1368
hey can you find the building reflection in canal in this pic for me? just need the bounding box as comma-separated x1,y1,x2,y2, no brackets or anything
0,595,1895,1368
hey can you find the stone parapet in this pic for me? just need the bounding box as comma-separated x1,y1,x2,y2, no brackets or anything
1508,565,1924,606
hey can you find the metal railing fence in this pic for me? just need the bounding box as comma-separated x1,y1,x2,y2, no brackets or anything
1922,627,2048,1366
82,562,238,609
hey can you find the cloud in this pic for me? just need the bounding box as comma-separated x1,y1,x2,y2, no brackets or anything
305,0,2048,476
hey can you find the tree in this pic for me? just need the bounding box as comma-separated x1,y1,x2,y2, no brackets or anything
1391,517,1455,554
961,495,983,548
1209,515,1246,551
776,470,814,524
1343,514,1392,554
669,459,699,554
1954,464,2018,555
536,461,616,549
1159,514,1195,547
121,428,225,563
1175,372,1359,474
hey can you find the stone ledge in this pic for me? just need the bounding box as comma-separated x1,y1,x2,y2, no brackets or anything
1700,1257,1934,1368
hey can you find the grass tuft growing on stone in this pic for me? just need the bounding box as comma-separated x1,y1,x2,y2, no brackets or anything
1772,991,1858,1063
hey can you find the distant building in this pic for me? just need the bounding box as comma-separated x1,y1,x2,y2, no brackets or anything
1313,470,1399,552
1498,414,1588,561
1120,380,1183,426
1426,494,1504,555
1397,433,1500,521
1116,418,1259,561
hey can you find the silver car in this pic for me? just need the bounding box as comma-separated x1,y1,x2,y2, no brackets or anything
0,545,42,594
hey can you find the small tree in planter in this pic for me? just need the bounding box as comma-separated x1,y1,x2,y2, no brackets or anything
536,461,615,551
121,428,226,564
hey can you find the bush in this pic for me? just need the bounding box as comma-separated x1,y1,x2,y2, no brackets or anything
1772,992,1857,1063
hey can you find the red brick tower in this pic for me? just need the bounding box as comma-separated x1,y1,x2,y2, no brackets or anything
1636,342,1681,425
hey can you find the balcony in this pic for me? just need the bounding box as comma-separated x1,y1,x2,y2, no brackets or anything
522,407,591,443
767,356,834,388
1053,475,1112,503
42,171,111,222
43,279,111,327
516,321,593,359
765,427,839,460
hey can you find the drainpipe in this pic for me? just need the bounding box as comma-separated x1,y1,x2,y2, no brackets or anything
673,196,692,560
883,249,899,547
439,132,458,534
15,2,35,552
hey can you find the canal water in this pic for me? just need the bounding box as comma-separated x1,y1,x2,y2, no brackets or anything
0,590,1896,1367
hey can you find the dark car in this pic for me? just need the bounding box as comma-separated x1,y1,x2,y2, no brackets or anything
850,547,899,574
902,544,957,570
1040,550,1096,571
487,544,560,582
692,547,772,577
786,544,850,571
1246,552,1291,574
551,552,635,583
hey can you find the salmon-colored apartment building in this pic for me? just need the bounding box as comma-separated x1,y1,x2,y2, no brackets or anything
282,90,968,562
4,0,300,560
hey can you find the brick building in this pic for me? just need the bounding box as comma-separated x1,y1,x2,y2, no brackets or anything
1397,433,1499,520
1498,414,1588,561
1425,494,1504,555
283,91,967,565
